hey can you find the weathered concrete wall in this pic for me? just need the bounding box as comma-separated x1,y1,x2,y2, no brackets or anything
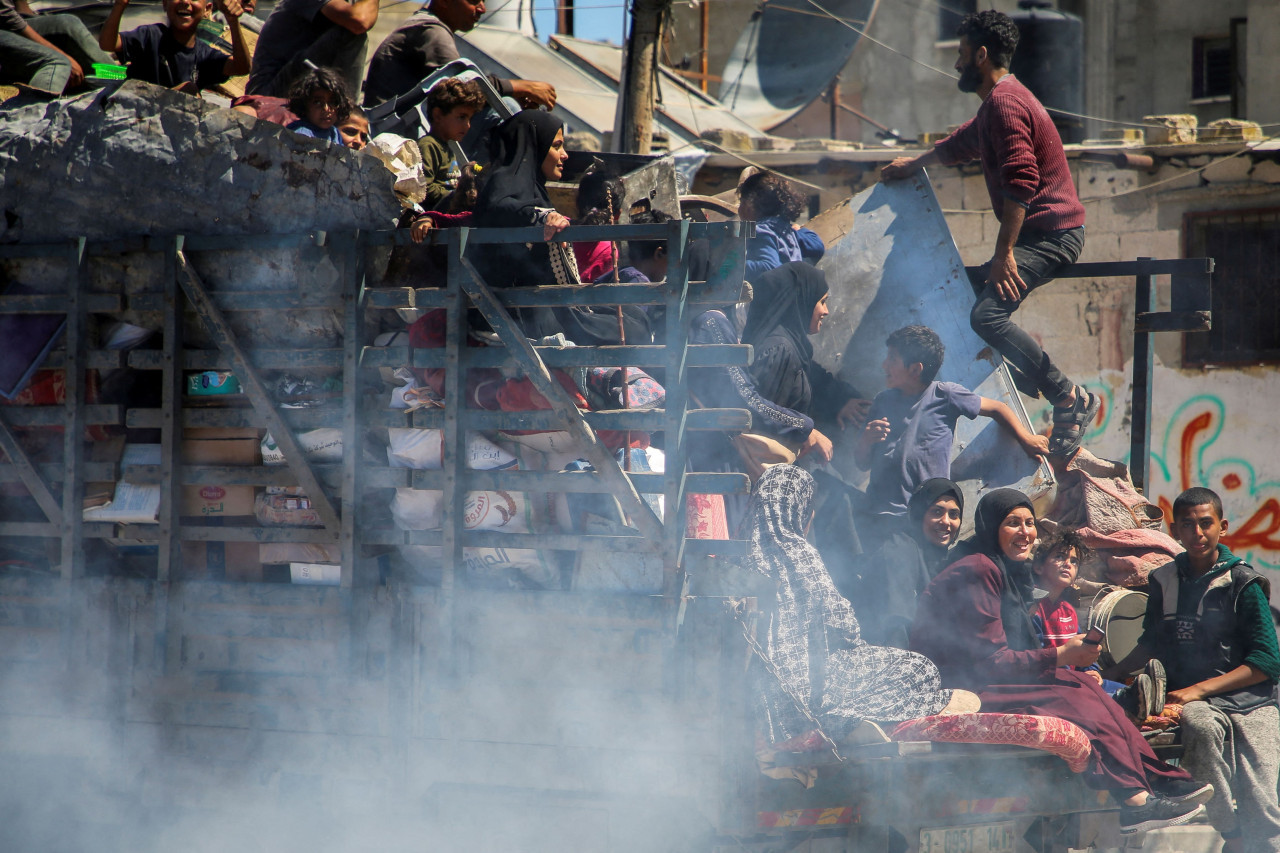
934,153,1280,574
0,81,400,243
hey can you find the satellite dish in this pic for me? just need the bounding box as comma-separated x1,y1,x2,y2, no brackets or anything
718,0,879,131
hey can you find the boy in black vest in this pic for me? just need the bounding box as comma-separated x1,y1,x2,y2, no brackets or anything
1108,487,1280,853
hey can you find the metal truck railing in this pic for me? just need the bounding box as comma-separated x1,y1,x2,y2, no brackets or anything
0,220,751,595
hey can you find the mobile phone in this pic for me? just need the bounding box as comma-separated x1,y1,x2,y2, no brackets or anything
1082,625,1105,646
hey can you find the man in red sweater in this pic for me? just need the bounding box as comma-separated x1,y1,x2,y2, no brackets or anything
881,10,1094,459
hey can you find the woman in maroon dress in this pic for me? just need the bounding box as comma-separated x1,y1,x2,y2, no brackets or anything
911,488,1213,835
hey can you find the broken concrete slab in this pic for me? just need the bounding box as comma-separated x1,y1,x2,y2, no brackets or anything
0,81,400,243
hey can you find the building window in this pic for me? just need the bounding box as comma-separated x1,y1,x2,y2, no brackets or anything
938,0,976,42
1192,35,1233,99
1184,209,1280,365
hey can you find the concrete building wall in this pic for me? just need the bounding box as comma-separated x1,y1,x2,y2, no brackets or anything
934,153,1280,577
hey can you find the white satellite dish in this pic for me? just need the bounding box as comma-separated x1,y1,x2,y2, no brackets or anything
718,0,879,131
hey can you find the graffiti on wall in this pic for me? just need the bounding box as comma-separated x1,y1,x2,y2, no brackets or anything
1026,368,1280,571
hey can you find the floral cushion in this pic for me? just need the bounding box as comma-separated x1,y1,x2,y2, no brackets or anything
891,713,1092,773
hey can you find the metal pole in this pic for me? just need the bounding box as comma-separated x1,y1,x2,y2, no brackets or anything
1129,257,1154,494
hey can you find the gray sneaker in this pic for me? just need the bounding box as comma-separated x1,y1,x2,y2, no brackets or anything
1145,659,1167,715
1119,796,1206,835
1134,673,1156,720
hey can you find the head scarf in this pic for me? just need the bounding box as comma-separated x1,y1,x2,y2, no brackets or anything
971,488,1040,651
907,478,964,570
745,465,952,743
474,110,564,228
741,263,828,362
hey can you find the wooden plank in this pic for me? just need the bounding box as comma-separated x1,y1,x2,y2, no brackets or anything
368,407,751,432
339,233,363,588
458,256,664,544
115,525,337,544
125,464,343,488
60,239,87,578
663,217,692,590
0,294,120,313
127,407,335,430
158,238,184,583
175,250,340,537
129,349,344,370
0,411,64,526
359,343,753,369
0,462,116,483
361,468,750,495
365,282,742,310
0,405,121,426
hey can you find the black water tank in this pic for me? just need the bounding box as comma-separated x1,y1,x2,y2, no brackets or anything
1009,0,1084,144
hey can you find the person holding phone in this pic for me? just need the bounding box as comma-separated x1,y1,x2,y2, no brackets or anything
1029,530,1124,694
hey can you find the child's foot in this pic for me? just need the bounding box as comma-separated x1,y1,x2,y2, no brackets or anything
1048,385,1099,460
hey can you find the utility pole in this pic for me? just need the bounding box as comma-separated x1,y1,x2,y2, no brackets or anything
615,0,670,154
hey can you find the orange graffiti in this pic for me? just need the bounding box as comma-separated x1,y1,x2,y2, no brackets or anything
1225,499,1280,554
1165,408,1280,561
1179,412,1213,494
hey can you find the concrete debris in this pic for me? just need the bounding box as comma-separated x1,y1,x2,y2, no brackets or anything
1142,114,1197,145
0,81,400,244
1200,118,1264,144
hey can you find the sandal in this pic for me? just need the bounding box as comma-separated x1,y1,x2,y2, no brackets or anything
1048,386,1099,459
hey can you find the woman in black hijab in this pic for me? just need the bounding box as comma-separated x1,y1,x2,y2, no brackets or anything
742,263,868,463
911,489,1208,833
849,478,963,649
471,110,649,345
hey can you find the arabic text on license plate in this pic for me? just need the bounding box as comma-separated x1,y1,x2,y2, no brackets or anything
919,821,1016,853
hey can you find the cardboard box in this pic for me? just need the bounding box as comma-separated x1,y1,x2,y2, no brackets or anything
180,438,258,518
181,541,263,582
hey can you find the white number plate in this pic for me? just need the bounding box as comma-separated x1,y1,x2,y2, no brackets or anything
919,821,1016,853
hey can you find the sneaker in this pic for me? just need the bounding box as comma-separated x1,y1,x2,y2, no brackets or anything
1151,778,1214,807
1134,674,1156,720
1146,659,1167,714
1118,796,1206,835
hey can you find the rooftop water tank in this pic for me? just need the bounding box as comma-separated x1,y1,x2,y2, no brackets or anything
1009,0,1084,143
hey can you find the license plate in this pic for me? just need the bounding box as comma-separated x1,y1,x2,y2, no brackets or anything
919,821,1016,853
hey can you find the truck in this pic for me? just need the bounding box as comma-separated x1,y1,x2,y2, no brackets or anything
0,116,1212,850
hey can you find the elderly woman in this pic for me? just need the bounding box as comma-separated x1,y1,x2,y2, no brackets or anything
911,488,1214,836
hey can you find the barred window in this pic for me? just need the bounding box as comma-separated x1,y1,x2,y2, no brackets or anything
1184,209,1280,365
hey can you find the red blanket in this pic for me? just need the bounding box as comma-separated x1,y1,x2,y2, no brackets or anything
892,713,1091,772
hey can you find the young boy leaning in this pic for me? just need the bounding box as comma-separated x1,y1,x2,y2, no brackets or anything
100,0,249,94
1106,487,1280,853
854,325,1048,528
417,77,486,212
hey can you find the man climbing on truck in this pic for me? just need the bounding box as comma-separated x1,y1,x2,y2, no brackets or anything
880,9,1095,461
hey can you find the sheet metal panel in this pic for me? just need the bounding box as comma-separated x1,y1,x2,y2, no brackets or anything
812,174,1054,521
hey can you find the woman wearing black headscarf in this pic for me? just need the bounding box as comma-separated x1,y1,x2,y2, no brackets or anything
471,109,650,345
740,263,869,463
911,489,1211,835
849,478,963,649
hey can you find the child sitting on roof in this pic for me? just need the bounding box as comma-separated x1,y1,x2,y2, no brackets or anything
99,0,250,94
853,325,1048,547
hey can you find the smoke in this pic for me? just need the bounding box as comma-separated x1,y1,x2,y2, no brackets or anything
0,579,731,852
